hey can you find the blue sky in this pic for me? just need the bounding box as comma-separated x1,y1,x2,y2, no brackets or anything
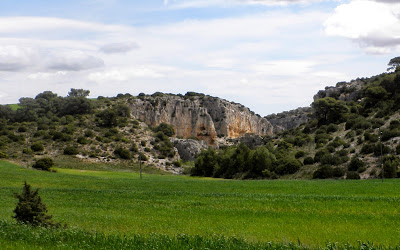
0,0,399,115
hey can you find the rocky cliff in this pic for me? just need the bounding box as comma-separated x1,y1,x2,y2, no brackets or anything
265,107,311,133
128,93,273,144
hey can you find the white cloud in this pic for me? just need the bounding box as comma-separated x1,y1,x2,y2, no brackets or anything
28,71,67,80
166,0,332,8
99,42,139,54
324,0,400,53
88,65,173,82
47,51,104,71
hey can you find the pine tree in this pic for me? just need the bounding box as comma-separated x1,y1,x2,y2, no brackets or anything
13,181,54,227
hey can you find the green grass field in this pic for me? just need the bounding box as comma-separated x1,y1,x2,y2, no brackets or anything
1,160,400,248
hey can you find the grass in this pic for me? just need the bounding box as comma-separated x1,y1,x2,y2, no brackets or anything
7,104,21,111
1,160,400,248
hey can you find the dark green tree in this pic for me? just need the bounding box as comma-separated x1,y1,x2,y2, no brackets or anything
311,97,349,125
13,182,55,226
68,88,90,97
387,56,400,71
32,158,54,171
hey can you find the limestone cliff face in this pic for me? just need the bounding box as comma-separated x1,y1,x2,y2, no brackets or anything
128,94,273,144
265,107,311,133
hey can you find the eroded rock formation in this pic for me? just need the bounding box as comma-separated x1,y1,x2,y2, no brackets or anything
128,94,273,144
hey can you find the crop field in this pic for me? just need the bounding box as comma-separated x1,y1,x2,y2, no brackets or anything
1,160,400,248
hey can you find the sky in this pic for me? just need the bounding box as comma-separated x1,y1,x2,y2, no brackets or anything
0,0,399,116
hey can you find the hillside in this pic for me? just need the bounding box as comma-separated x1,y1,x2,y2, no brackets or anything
0,91,271,173
190,61,400,180
1,60,400,179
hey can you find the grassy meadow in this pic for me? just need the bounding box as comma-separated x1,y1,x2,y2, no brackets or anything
1,160,400,248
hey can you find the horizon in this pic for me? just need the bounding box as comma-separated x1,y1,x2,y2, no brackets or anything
0,0,399,116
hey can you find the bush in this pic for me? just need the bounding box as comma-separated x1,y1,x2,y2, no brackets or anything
138,152,148,161
130,143,138,152
114,147,131,159
22,148,33,154
275,158,302,175
332,167,345,178
303,156,314,165
346,171,360,179
0,151,8,158
295,151,306,159
13,182,56,227
77,136,88,145
320,154,341,166
64,146,79,155
31,142,44,152
313,165,334,179
32,158,54,171
326,124,338,133
348,157,365,172
84,130,95,138
153,123,175,137
18,126,28,132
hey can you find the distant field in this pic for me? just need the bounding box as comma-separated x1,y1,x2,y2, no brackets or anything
7,104,21,110
1,160,400,248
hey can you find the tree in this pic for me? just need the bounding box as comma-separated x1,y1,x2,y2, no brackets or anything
68,88,90,97
387,57,400,72
13,182,55,226
311,97,349,125
32,158,54,171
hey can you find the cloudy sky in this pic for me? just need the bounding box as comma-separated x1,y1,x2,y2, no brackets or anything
0,0,399,116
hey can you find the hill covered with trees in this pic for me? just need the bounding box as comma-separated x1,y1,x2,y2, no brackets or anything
1,58,400,180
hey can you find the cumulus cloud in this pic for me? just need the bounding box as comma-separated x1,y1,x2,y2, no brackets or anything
99,42,139,54
0,45,39,71
324,0,400,53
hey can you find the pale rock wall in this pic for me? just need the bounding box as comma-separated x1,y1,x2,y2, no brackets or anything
128,95,273,144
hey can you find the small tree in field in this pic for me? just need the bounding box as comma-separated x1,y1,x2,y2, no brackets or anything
13,182,55,227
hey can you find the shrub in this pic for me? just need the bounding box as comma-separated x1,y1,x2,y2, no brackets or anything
114,147,131,159
32,158,54,171
130,143,138,153
381,129,400,141
383,155,400,178
348,157,365,172
18,126,28,132
64,146,79,155
22,148,33,154
314,149,329,163
346,171,360,179
275,158,302,175
31,142,44,152
138,152,148,161
320,154,341,166
0,151,8,158
153,123,175,137
326,124,338,133
84,130,95,138
77,136,88,145
295,151,306,159
13,182,56,227
313,165,334,179
332,167,345,178
303,156,314,165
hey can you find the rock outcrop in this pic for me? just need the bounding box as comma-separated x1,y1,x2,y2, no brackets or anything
313,79,365,102
128,93,273,144
172,138,208,161
265,107,311,133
